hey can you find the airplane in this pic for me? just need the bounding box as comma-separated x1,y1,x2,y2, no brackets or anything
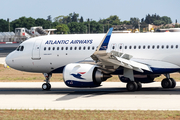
5,28,180,91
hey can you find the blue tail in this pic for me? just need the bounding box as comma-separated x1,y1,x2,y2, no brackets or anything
99,28,113,51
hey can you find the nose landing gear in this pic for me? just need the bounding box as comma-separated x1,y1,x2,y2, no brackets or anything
42,73,52,90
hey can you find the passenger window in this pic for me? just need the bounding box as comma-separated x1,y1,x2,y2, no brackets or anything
83,46,86,50
61,47,64,50
92,46,94,50
112,46,115,50
70,47,72,50
134,46,136,49
48,47,51,50
79,47,81,50
74,47,77,50
44,47,46,51
157,45,159,49
129,46,131,49
176,45,178,48
53,47,55,50
152,45,155,49
166,45,169,49
119,46,122,49
148,45,150,49
88,46,90,50
143,45,145,49
57,47,59,50
125,46,127,49
138,46,141,49
66,47,68,50
162,45,164,49
171,45,173,49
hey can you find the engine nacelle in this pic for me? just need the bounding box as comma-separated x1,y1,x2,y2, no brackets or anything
118,74,160,83
63,63,110,87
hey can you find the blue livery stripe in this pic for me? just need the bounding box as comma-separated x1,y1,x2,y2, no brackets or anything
65,80,100,87
99,28,113,50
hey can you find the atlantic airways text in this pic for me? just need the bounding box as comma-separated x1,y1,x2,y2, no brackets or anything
45,40,93,45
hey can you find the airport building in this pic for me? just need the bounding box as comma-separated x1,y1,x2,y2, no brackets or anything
0,26,56,43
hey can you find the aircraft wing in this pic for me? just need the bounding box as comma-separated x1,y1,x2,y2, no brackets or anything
91,28,152,73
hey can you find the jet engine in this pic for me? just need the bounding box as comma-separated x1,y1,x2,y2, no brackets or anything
63,63,111,87
119,74,160,83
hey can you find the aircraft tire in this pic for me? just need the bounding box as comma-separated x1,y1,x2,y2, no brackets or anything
161,78,172,88
169,78,176,88
42,83,51,90
136,81,142,91
126,81,138,91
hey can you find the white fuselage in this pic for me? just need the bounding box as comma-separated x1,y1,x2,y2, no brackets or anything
6,32,180,74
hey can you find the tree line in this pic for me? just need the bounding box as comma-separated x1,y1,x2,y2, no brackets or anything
0,12,179,33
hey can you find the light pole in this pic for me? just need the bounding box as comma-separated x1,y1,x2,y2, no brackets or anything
86,25,87,34
88,22,90,34
7,18,10,32
138,21,141,33
107,21,109,29
103,25,104,33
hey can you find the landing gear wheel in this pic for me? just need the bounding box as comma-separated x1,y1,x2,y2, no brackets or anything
169,78,176,88
136,81,142,91
161,78,172,88
47,83,51,90
42,73,52,90
42,83,51,90
126,81,138,91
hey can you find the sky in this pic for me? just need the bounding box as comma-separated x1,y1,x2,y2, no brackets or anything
1,0,180,23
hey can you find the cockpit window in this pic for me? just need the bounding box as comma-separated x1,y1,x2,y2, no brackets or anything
16,46,20,51
20,46,24,51
16,46,24,51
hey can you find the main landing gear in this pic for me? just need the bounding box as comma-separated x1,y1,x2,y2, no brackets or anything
123,68,142,91
42,73,52,90
161,74,176,88
126,81,142,91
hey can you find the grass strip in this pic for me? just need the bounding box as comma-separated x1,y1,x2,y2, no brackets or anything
0,110,180,120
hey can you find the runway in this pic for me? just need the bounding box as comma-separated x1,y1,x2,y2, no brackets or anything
0,82,180,110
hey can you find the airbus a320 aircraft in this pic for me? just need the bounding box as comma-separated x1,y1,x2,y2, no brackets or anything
5,28,180,91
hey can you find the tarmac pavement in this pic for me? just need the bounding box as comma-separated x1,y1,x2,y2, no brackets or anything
0,82,180,110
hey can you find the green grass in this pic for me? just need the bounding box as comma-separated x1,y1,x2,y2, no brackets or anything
0,110,180,120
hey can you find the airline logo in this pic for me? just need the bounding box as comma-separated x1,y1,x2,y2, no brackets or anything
70,72,86,80
45,40,93,45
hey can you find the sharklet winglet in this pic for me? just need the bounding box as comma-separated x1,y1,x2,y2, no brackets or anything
97,27,113,51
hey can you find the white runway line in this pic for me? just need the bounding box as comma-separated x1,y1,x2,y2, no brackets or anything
0,82,180,110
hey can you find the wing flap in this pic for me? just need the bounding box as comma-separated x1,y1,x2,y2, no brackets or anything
115,56,152,72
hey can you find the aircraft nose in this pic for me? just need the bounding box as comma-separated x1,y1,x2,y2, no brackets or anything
5,52,14,67
5,54,11,66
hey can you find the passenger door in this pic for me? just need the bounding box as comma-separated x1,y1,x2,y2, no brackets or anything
32,39,43,60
